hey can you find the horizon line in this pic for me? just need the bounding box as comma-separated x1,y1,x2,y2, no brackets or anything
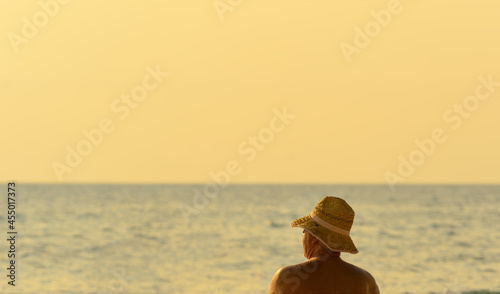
8,181,500,185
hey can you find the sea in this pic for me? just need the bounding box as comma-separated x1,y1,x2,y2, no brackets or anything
1,184,499,294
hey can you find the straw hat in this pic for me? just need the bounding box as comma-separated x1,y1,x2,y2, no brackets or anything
291,196,358,254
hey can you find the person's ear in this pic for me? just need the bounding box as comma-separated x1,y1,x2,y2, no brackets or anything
311,235,319,245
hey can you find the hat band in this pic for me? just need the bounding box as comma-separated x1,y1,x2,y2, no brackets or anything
309,212,350,236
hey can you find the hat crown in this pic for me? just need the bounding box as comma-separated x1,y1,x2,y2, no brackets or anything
312,196,355,231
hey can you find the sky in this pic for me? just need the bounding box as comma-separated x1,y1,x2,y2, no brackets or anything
1,0,499,184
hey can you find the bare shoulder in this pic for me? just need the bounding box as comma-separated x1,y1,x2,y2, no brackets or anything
341,260,372,276
268,263,308,294
363,271,380,294
341,261,380,294
359,268,379,294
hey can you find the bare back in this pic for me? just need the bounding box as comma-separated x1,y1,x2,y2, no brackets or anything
269,256,379,294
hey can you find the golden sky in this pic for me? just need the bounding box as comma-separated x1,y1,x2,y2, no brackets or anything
1,0,499,184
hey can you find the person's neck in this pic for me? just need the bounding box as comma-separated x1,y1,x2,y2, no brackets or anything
309,246,341,261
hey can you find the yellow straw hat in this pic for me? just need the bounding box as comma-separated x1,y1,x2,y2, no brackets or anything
291,196,359,254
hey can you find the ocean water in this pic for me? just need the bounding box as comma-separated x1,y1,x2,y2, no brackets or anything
1,184,499,294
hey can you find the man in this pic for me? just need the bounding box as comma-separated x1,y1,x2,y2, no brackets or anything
268,196,380,294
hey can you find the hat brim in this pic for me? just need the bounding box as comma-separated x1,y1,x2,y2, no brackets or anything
291,215,359,254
